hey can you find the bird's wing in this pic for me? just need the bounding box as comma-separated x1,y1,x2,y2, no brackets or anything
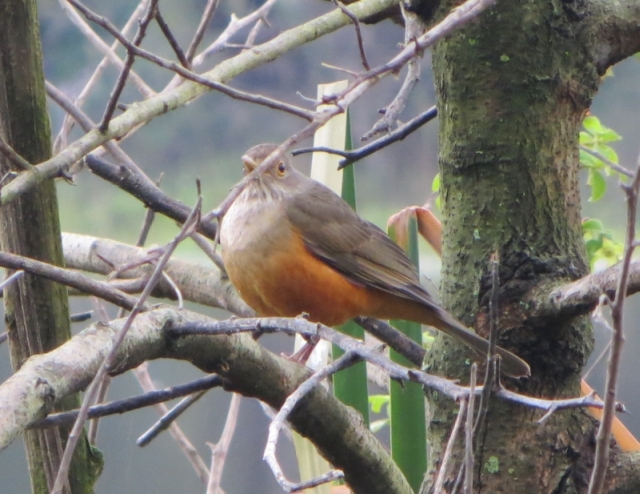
285,182,439,308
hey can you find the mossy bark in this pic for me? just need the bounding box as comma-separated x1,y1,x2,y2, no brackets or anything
0,0,101,492
419,1,612,492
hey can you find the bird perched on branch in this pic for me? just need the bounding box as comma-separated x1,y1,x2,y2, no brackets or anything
219,143,530,378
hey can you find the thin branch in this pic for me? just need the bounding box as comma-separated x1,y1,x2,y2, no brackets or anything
83,154,218,240
0,251,139,310
292,105,437,168
83,0,159,131
51,197,202,494
68,0,314,122
132,364,210,483
155,8,190,68
474,254,499,432
334,0,370,70
58,0,154,99
580,145,634,178
0,0,408,207
54,0,151,153
354,316,424,366
433,398,468,494
588,154,640,494
33,374,222,428
190,0,278,69
185,0,220,63
206,393,242,494
170,317,614,414
136,390,207,447
362,3,424,140
464,365,477,494
264,351,360,491
0,137,34,171
190,232,227,274
70,311,93,323
46,81,150,179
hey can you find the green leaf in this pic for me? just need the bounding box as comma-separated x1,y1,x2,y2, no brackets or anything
599,128,622,142
579,149,603,169
369,394,390,414
585,238,603,260
597,144,619,164
582,218,604,233
588,169,606,201
579,131,594,145
432,172,441,192
583,115,603,134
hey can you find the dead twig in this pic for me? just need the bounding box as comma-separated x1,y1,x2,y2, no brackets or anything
51,195,202,493
264,350,360,491
588,148,640,494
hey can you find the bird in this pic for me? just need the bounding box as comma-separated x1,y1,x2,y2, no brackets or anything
219,143,530,378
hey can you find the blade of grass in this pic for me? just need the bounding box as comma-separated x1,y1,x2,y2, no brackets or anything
333,108,370,427
388,214,427,492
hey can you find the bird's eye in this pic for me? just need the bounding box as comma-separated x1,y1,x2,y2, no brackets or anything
276,162,286,176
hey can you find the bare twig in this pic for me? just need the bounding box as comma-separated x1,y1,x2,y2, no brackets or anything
70,311,93,323
34,375,223,428
464,365,477,494
87,375,111,444
264,351,360,491
133,364,210,483
583,298,614,380
580,145,634,178
81,0,159,131
137,390,208,447
51,196,202,493
185,0,220,63
54,0,151,152
189,0,278,69
588,154,640,494
433,397,468,494
170,317,614,414
362,3,424,140
0,251,139,310
292,105,437,168
46,81,149,179
190,232,227,274
0,270,26,291
354,316,424,366
242,17,265,51
0,138,34,171
59,0,154,99
68,0,314,122
155,8,190,67
475,254,499,432
333,0,370,70
206,393,242,494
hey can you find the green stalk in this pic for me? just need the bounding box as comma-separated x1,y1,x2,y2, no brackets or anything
388,216,427,492
332,110,370,427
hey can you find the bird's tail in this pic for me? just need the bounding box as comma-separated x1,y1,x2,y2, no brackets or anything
430,308,530,378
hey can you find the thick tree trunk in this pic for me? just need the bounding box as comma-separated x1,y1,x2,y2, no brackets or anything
421,1,606,492
0,1,100,492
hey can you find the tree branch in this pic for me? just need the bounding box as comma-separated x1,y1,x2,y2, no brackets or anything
589,0,640,72
0,308,411,494
0,0,400,207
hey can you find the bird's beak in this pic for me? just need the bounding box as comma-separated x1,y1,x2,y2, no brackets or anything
241,155,259,174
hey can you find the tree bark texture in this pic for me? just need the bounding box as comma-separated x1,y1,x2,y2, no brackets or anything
419,1,631,492
0,1,100,492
